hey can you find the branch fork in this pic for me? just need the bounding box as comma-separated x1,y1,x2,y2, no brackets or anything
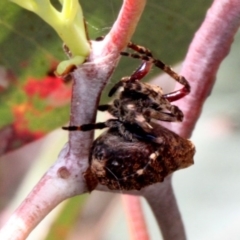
2,0,240,239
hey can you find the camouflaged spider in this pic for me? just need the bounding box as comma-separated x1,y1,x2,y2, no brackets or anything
63,41,195,191
97,40,191,133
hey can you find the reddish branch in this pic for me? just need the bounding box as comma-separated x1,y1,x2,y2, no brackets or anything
1,0,240,240
0,0,146,239
122,195,150,240
143,0,240,240
174,0,240,138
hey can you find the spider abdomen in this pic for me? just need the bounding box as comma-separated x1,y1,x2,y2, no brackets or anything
85,124,195,191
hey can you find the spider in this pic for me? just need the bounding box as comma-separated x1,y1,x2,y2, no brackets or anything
63,41,195,191
96,39,190,133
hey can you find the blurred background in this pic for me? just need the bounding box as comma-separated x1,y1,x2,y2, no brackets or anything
0,0,240,239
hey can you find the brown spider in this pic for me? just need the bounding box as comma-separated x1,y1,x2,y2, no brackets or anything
63,41,195,191
96,40,190,133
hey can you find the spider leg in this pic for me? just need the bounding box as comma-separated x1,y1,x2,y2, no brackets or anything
121,121,163,144
120,52,153,81
108,80,124,97
98,101,154,133
143,107,183,122
165,104,184,121
96,37,190,101
148,99,184,122
98,102,153,133
97,37,190,101
162,88,190,102
130,61,153,81
62,119,121,132
97,104,110,111
109,75,145,97
153,59,190,88
153,59,190,102
95,37,153,82
121,42,191,101
98,100,122,118
123,42,187,85
98,100,148,130
95,36,105,41
62,122,107,131
116,78,163,102
62,119,155,143
126,42,153,57
121,42,153,80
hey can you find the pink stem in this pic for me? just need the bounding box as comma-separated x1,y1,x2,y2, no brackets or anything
144,0,240,239
174,0,240,138
0,1,146,239
143,178,186,240
122,195,150,240
98,0,147,56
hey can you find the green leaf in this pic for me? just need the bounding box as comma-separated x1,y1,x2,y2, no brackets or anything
45,195,88,240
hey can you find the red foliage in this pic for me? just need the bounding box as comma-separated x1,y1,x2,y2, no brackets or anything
24,74,72,107
12,103,44,136
0,104,45,153
1,68,72,153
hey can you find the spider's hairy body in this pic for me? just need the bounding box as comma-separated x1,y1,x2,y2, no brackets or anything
100,78,184,132
63,40,195,191
85,122,194,191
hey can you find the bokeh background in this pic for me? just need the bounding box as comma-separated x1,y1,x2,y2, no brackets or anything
1,1,240,239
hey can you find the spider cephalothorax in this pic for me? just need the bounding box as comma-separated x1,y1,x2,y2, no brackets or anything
98,78,184,133
63,41,195,191
97,40,190,133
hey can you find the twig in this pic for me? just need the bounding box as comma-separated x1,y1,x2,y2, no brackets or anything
0,0,146,239
122,195,150,240
143,0,240,239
